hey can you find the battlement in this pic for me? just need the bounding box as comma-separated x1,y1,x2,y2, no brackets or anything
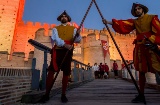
82,28,136,39
19,21,56,29
35,28,52,42
81,27,136,43
0,51,33,67
83,28,100,35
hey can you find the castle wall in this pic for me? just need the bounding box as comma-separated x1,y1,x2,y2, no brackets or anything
0,0,25,55
83,33,110,68
0,51,33,68
80,28,136,69
11,21,56,61
72,44,83,62
105,30,135,61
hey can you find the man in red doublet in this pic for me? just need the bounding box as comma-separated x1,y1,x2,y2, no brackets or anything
103,3,160,103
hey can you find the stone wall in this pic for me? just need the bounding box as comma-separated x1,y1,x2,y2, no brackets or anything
0,0,25,56
0,51,33,68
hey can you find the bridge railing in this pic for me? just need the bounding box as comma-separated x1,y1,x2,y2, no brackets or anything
121,67,160,85
71,59,94,83
0,59,94,105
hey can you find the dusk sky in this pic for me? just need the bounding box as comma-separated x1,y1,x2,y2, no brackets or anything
23,0,160,30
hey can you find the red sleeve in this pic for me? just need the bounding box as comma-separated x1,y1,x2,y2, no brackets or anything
112,19,135,34
151,15,160,45
106,65,109,71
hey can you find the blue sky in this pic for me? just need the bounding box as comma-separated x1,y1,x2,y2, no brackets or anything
23,0,160,30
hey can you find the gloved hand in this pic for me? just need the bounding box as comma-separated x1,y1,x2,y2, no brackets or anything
75,29,80,37
102,19,108,24
64,44,73,50
102,19,113,25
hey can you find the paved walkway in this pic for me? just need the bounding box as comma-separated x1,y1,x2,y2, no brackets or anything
32,79,160,105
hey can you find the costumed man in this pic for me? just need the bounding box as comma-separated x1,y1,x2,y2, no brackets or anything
99,63,104,79
113,61,118,79
92,63,99,79
102,3,160,103
42,10,82,103
104,63,109,79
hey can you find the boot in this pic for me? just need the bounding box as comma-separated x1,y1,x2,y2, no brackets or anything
61,94,68,103
39,94,49,103
131,94,146,104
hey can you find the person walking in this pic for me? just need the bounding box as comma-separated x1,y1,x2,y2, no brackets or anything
113,61,118,79
104,63,109,79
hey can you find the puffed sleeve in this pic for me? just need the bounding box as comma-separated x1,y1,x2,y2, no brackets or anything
149,15,160,45
112,19,135,34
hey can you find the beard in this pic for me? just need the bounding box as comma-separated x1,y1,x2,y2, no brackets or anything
136,12,143,17
136,9,144,17
61,19,67,23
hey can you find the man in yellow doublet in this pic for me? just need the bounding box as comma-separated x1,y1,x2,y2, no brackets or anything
103,3,160,103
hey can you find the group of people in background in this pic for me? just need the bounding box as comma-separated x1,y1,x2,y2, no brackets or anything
91,61,119,79
92,62,110,79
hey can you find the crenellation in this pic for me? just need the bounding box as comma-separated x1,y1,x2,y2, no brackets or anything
34,22,42,27
35,28,45,37
51,24,56,28
0,52,32,67
94,29,100,34
83,28,89,32
18,20,25,26
35,28,51,43
43,23,50,28
115,32,119,35
88,29,94,33
26,21,34,26
99,30,105,34
22,21,52,28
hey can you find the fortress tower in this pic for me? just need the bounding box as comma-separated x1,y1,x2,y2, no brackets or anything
0,0,25,58
82,29,110,65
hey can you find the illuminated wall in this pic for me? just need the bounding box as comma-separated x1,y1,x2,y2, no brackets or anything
0,0,56,61
0,0,25,56
108,31,135,60
82,28,135,62
12,21,56,61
